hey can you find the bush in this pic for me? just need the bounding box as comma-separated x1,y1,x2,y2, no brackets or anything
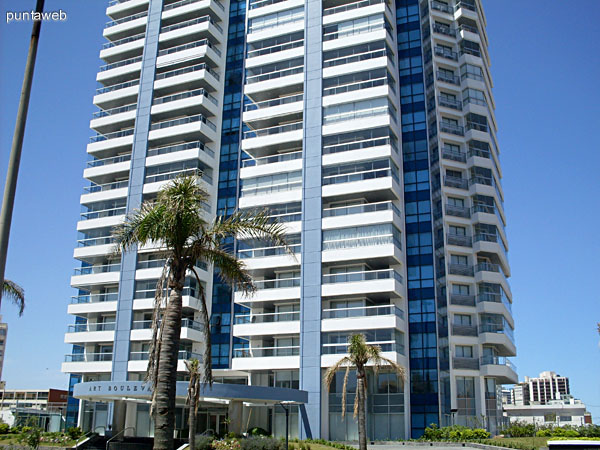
19,426,42,450
212,439,242,450
0,423,9,434
196,435,215,450
421,424,490,441
66,426,83,440
241,436,285,450
249,428,270,437
536,429,552,437
501,421,536,437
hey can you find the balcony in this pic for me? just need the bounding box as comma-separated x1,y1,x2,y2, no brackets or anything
455,1,476,12
129,350,203,361
87,154,132,168
95,78,140,95
436,70,460,85
243,93,303,113
479,322,515,344
77,236,115,247
438,96,462,111
105,10,148,29
468,146,491,159
101,31,146,50
322,268,402,285
475,262,501,274
240,179,302,198
322,233,401,252
434,46,458,61
147,141,215,159
150,114,216,132
323,166,399,186
238,243,300,259
90,128,134,143
477,292,512,313
241,150,302,169
67,322,116,333
447,233,472,247
131,318,203,331
451,324,477,337
243,121,302,139
449,293,476,307
439,122,464,136
80,206,126,221
233,345,299,358
323,135,397,155
323,76,395,97
73,263,121,276
430,0,452,14
453,357,479,370
323,0,387,16
245,65,303,85
323,201,400,218
323,105,396,125
65,352,113,362
322,304,404,320
155,63,219,82
479,356,518,383
322,340,403,355
465,120,488,133
433,23,456,37
443,176,468,189
92,103,137,120
442,146,466,162
448,263,474,277
163,0,225,12
99,55,142,73
234,311,299,324
160,15,223,34
83,180,128,194
247,39,304,59
323,47,394,69
323,22,387,43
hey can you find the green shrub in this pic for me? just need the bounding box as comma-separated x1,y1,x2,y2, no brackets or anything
212,438,242,450
421,424,490,441
249,428,270,437
66,426,83,440
18,426,42,450
536,429,552,437
0,423,9,434
241,436,285,450
196,435,215,450
501,421,536,437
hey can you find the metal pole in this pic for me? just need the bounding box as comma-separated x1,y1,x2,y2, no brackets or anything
285,406,289,450
0,0,44,305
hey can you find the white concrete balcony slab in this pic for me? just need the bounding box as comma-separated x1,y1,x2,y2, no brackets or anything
322,241,402,264
161,0,226,22
238,251,300,271
321,308,403,333
322,28,390,53
241,131,303,155
234,286,301,305
322,144,397,167
154,65,221,93
151,89,219,118
71,271,121,289
65,330,115,345
233,319,300,337
159,18,223,44
322,112,393,137
240,157,302,180
84,157,131,179
97,60,142,84
323,55,392,79
77,215,125,233
86,134,134,155
323,1,388,26
73,243,115,260
247,0,304,19
132,295,203,311
246,19,304,44
473,238,509,277
127,357,199,373
100,33,145,62
321,350,405,368
322,85,393,109
245,46,304,69
478,329,516,357
321,270,403,298
322,176,401,201
476,300,513,329
323,207,397,230
80,187,128,206
238,188,302,209
156,44,221,72
103,14,148,39
93,84,140,109
68,297,118,316
106,0,149,17
62,360,112,374
479,357,518,384
130,323,204,342
242,97,303,123
232,347,299,370
90,110,137,133
244,72,303,97
147,117,218,144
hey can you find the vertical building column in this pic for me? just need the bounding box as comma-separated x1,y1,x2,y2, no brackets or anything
112,0,164,383
299,0,322,439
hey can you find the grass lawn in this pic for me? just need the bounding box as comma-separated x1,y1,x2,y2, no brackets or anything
0,435,78,448
483,437,550,449
289,443,342,450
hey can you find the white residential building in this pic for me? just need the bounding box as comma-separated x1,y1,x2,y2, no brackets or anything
63,0,515,440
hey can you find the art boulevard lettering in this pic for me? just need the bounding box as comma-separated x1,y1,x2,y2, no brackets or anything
87,384,152,394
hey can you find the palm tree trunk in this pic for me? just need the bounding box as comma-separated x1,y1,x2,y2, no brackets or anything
154,278,184,450
188,399,196,450
357,370,368,450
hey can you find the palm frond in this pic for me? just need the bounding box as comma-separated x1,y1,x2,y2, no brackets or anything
2,280,24,316
191,267,213,387
112,202,166,254
211,210,289,249
375,355,407,380
341,364,351,419
324,356,352,392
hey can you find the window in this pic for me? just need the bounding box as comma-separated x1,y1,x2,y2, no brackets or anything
450,254,468,266
455,345,473,358
463,88,486,106
461,63,483,81
448,197,465,207
454,314,472,326
456,376,476,415
446,169,462,179
449,225,466,236
452,284,470,295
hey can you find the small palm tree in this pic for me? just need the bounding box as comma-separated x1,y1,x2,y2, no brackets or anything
113,175,288,450
2,280,25,316
324,334,406,450
184,358,200,449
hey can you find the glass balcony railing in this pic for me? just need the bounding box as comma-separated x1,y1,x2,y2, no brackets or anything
455,1,477,12
129,350,203,361
77,236,115,247
442,147,466,162
67,322,116,333
99,55,142,72
433,23,455,37
102,32,145,49
241,150,302,168
96,78,140,95
81,206,127,220
65,352,113,362
324,77,395,97
438,96,462,110
322,234,401,251
150,114,216,131
87,153,131,168
451,324,478,336
92,103,137,119
73,263,121,275
267,211,302,223
243,121,302,139
479,322,515,344
248,0,286,9
233,346,299,357
440,122,464,136
466,121,488,132
480,356,516,372
324,0,387,15
322,341,403,355
253,277,301,290
449,293,476,307
468,146,491,159
436,70,460,85
160,16,223,34
434,46,458,61
448,263,474,276
131,318,203,331
134,286,198,300
322,304,404,320
237,244,300,259
323,136,397,154
447,233,472,247
243,93,303,112
323,22,386,42
90,128,134,143
323,166,399,185
233,310,300,324
83,180,128,193
248,11,304,33
164,0,224,12
443,176,468,189
430,0,452,13
322,268,403,285
105,10,148,28
445,203,470,218
245,65,303,84
158,39,221,58
474,233,508,259
71,292,119,304
247,39,304,59
155,63,219,81
145,168,209,185
477,292,512,313
240,180,302,197
153,88,218,106
474,262,500,274
147,141,215,159
323,47,395,69
323,200,400,218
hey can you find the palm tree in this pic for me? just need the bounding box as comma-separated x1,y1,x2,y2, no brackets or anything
2,280,25,316
324,334,406,450
113,175,288,450
184,358,200,449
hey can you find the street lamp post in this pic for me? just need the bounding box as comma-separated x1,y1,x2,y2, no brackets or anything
277,402,292,450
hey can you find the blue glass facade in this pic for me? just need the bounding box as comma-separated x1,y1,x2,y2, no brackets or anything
395,0,439,437
211,0,247,369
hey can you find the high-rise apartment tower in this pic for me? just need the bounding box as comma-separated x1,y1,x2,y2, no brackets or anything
63,0,515,439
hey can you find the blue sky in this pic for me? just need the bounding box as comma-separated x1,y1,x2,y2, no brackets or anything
1,0,599,422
